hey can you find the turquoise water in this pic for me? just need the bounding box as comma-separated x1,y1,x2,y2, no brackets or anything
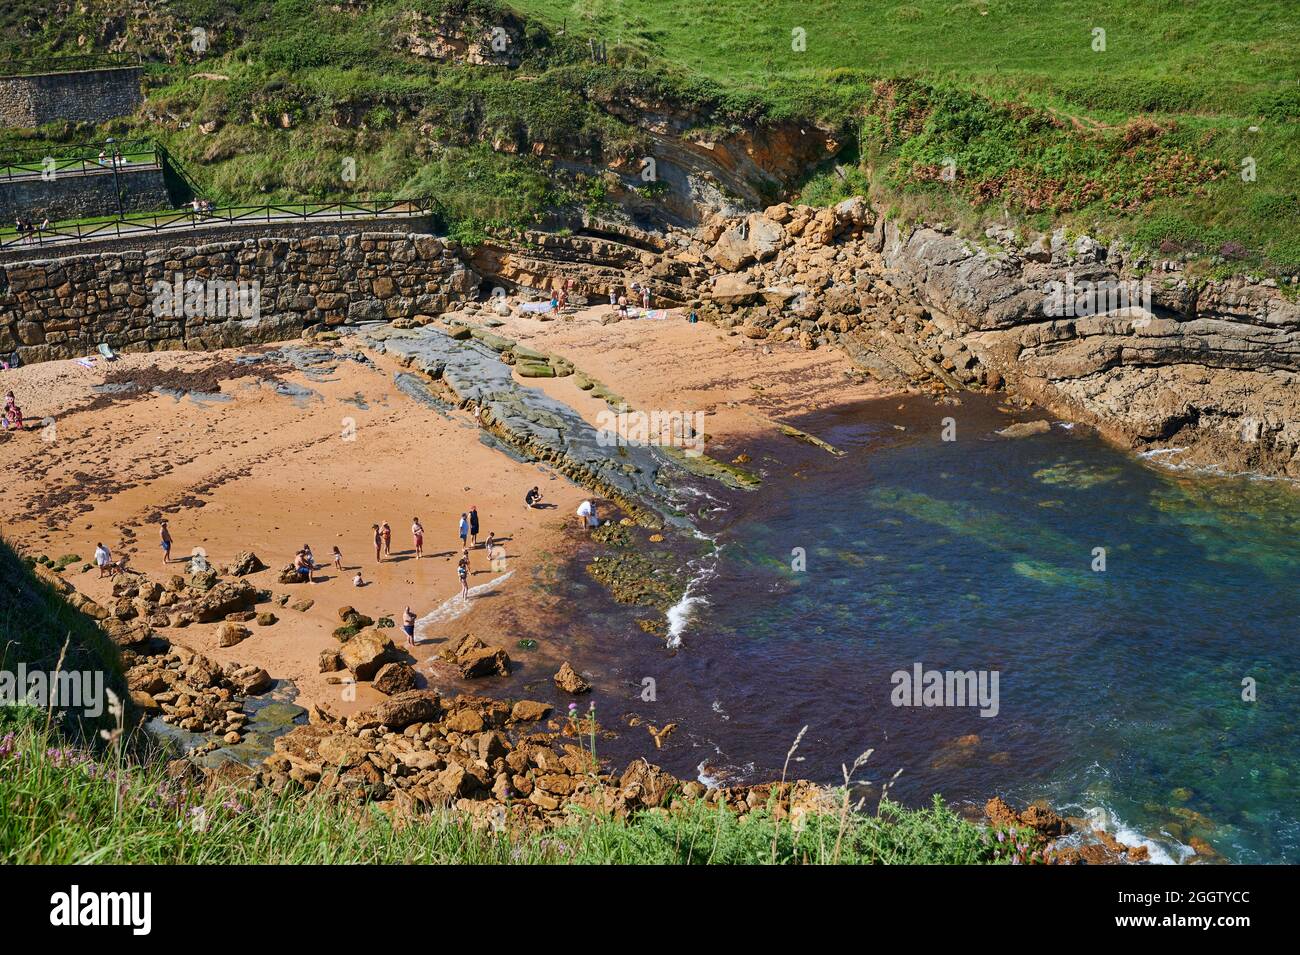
581,395,1300,863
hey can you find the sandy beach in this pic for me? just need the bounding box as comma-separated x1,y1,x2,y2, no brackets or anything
0,309,896,716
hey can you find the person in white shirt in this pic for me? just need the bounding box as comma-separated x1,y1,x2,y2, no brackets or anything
94,543,111,578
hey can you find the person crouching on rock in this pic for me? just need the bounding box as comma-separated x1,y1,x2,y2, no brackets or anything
294,549,315,583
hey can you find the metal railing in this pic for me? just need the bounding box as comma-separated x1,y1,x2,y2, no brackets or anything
0,52,142,78
0,198,434,251
0,140,161,183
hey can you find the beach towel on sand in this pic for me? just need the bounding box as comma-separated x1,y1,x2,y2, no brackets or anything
519,301,555,314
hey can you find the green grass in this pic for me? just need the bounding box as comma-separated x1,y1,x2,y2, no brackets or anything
517,0,1300,273
0,709,1021,864
5,1,1292,266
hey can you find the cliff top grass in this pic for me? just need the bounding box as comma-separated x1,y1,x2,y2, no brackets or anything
0,0,1295,270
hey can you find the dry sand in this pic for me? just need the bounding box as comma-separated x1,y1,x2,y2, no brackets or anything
0,310,896,714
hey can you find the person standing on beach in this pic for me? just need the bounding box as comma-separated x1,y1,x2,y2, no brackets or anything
457,553,470,599
332,546,343,572
412,517,424,559
372,524,383,563
380,521,392,558
458,513,469,548
402,606,417,647
468,506,480,547
159,520,172,566
95,543,111,578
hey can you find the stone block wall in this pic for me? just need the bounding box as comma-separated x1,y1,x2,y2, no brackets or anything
0,164,171,223
0,231,480,364
0,67,143,127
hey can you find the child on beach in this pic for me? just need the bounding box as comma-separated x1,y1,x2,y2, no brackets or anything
402,606,417,647
412,518,424,559
159,520,172,566
373,524,382,563
469,506,480,547
353,570,365,587
3,392,23,431
380,521,392,558
458,513,469,548
457,553,470,599
332,546,343,572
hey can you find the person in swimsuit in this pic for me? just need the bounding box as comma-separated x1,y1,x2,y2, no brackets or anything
160,520,172,566
468,506,480,547
373,523,382,563
380,521,392,558
402,606,417,647
412,518,424,559
294,549,315,583
458,513,469,548
332,546,343,572
457,553,469,599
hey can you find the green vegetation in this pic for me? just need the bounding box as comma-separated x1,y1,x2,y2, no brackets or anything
2,1,1293,263
0,707,1020,864
518,0,1300,272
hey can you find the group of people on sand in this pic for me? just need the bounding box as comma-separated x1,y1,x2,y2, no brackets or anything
2,392,24,431
608,282,652,318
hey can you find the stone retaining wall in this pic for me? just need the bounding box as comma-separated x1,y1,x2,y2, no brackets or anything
0,165,171,223
0,231,479,363
0,67,143,127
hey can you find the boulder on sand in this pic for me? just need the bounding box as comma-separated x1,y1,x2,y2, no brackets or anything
339,627,397,680
194,580,258,622
229,551,268,576
372,662,418,695
217,622,251,647
230,665,273,695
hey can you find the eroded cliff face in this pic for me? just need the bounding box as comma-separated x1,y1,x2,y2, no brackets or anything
874,221,1300,476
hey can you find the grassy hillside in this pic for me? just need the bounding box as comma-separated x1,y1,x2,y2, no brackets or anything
0,0,1295,270
519,0,1300,273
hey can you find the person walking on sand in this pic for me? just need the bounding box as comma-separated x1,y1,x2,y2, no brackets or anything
159,520,172,566
332,546,343,572
373,523,383,563
402,605,417,647
95,542,111,578
458,512,469,548
412,517,424,559
468,506,480,547
457,553,470,600
380,521,392,558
